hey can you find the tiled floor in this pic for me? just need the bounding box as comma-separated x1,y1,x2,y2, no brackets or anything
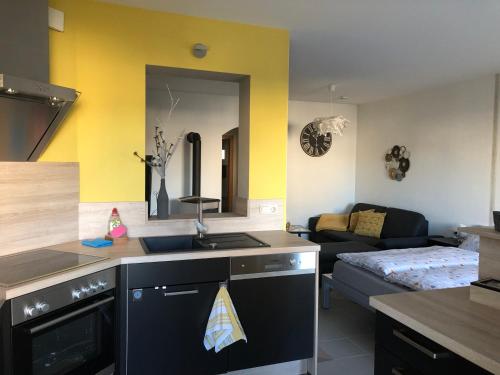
317,289,375,375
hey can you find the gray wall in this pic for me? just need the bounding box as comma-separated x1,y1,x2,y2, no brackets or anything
0,0,49,81
287,100,358,226
356,75,496,234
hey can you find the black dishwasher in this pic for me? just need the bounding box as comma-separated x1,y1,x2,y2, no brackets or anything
124,258,229,375
228,252,316,371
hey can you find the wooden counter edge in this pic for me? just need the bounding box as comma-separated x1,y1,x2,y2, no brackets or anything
369,294,500,375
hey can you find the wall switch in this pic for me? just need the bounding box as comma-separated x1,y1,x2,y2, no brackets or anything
49,7,64,32
260,204,278,215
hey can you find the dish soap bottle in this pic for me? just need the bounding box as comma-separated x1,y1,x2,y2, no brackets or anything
108,208,122,233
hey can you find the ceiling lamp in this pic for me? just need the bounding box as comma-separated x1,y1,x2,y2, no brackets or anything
312,84,350,136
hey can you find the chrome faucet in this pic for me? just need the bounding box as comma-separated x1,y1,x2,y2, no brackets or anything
195,200,208,239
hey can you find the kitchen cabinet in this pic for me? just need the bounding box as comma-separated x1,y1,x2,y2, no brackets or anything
120,254,316,374
375,312,491,375
122,258,229,375
127,282,226,375
228,274,315,371
228,253,316,371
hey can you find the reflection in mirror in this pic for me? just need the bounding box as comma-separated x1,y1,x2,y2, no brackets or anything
221,128,238,212
145,66,240,219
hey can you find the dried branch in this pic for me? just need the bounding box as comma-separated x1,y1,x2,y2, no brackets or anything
133,82,181,179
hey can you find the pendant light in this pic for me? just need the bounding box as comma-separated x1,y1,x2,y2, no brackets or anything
312,84,350,136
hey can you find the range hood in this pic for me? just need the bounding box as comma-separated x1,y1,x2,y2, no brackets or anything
0,74,79,161
0,0,79,161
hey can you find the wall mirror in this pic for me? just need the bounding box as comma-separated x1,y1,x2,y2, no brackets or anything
145,66,249,219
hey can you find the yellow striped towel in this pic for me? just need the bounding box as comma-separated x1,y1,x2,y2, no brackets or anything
204,285,247,353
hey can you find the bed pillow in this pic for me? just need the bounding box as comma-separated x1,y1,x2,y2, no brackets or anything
316,214,349,232
354,211,386,238
348,209,375,232
457,232,480,252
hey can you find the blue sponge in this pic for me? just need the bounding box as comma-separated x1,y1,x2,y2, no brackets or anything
81,238,113,248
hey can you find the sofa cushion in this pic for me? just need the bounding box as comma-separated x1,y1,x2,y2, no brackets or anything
354,211,387,238
348,209,375,231
320,230,380,246
350,203,387,214
381,207,427,238
316,214,349,232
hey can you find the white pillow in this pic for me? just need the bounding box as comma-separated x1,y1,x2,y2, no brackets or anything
457,232,480,252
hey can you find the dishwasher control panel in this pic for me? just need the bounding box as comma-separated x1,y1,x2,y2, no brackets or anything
230,252,316,278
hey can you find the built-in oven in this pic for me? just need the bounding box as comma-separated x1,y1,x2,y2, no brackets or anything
1,268,116,375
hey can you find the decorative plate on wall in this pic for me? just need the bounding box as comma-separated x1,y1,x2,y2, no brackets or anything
385,145,411,181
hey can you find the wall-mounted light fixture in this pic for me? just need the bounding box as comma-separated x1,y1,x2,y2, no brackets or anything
192,43,208,58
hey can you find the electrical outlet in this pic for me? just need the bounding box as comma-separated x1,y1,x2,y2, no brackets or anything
260,204,278,215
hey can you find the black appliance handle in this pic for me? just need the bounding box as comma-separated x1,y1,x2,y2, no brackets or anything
391,368,406,375
29,296,114,334
392,328,450,359
164,289,199,297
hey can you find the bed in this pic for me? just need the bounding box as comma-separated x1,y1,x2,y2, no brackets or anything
328,246,478,309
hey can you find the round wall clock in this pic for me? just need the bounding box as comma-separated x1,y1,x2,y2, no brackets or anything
300,122,332,157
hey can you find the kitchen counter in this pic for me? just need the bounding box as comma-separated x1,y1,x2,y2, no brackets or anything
0,230,319,301
370,287,500,374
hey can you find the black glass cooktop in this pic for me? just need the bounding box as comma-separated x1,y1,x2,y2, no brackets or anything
0,249,107,287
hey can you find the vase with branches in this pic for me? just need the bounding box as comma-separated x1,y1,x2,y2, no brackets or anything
134,84,184,219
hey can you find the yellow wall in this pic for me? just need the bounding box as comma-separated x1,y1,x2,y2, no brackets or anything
41,0,289,203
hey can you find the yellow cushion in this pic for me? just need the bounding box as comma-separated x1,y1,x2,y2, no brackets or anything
315,214,349,232
348,209,375,231
354,211,387,238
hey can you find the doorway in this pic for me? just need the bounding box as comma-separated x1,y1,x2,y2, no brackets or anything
221,127,238,212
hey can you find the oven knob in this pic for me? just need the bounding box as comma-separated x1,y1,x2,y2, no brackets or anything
35,302,50,313
88,283,99,292
97,280,108,289
289,258,297,266
72,289,83,299
24,305,39,318
80,287,90,296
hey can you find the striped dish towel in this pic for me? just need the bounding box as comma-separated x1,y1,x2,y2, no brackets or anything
204,285,247,353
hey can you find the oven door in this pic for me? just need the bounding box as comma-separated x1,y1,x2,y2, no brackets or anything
12,292,115,375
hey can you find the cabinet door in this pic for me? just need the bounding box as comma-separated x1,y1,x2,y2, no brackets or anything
375,345,422,375
228,274,315,371
127,282,227,375
376,312,492,375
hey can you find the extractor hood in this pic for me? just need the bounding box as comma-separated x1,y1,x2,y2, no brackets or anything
0,74,79,161
0,0,79,161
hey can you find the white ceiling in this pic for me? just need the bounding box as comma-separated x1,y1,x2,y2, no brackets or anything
103,0,500,103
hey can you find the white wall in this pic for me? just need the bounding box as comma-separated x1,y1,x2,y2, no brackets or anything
146,89,238,215
287,100,358,227
356,75,496,234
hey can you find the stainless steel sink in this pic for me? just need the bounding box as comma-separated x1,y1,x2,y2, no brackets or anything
140,233,269,254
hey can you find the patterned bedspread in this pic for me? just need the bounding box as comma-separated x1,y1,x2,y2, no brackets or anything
337,246,478,291
384,264,478,291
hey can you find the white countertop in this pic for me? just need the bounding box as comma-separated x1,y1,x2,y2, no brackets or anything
0,230,319,301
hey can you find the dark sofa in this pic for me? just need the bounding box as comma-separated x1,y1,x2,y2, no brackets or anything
309,203,429,249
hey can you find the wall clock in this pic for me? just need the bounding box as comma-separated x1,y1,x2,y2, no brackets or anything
300,122,332,157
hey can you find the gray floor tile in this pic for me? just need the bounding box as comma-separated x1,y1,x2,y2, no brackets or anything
318,338,366,360
318,287,375,374
349,334,375,354
318,354,374,375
